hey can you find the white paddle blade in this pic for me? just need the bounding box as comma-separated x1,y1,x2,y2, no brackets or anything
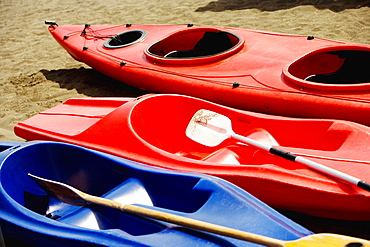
186,109,233,147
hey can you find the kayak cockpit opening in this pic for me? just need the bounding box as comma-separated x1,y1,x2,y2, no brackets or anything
1,142,212,234
145,28,244,64
305,50,370,84
162,31,234,58
103,30,147,48
283,47,370,91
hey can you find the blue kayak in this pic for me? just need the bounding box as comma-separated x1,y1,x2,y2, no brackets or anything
0,141,311,246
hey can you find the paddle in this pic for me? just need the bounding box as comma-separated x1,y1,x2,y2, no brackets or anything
186,109,370,193
29,173,370,247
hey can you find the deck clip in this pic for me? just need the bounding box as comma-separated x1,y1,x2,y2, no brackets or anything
232,82,240,88
120,61,127,66
307,35,315,40
63,35,69,40
187,24,194,27
81,24,91,36
83,46,88,51
126,23,132,27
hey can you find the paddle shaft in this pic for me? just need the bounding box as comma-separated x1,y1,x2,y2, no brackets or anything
30,174,370,247
29,173,284,246
231,132,370,192
85,193,284,247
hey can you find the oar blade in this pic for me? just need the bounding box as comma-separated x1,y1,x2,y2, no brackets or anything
186,109,233,147
28,174,88,206
285,233,370,247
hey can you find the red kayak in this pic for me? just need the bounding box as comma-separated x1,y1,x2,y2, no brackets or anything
15,94,370,220
46,21,370,126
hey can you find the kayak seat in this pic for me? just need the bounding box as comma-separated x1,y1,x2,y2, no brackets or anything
175,151,203,159
202,148,240,165
305,50,370,84
164,31,233,58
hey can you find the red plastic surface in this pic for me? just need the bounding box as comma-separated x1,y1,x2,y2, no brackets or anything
48,24,370,126
15,94,370,220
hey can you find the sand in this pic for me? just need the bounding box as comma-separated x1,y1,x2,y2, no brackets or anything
1,0,370,241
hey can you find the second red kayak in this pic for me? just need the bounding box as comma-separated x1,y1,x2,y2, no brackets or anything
46,22,370,125
15,94,370,220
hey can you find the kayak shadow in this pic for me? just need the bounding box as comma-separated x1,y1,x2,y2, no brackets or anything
41,68,148,97
278,209,370,239
196,0,370,12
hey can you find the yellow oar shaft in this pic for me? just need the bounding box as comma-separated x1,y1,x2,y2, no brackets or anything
126,204,284,247
84,194,284,246
30,174,370,247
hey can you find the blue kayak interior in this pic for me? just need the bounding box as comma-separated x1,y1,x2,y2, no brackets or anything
1,143,210,235
0,142,311,246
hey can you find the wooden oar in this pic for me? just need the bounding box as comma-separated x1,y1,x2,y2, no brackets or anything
186,109,370,193
29,173,370,247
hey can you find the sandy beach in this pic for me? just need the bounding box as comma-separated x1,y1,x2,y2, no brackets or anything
1,0,370,242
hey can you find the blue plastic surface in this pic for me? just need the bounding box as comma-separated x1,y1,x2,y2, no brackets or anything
0,141,312,246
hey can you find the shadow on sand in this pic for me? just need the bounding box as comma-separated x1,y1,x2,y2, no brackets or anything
196,0,370,12
41,67,148,97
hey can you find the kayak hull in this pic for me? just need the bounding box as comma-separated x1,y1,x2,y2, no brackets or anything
15,94,370,220
47,23,370,126
0,141,311,246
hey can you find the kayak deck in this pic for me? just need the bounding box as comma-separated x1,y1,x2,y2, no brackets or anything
15,94,370,220
0,141,311,246
47,23,370,126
